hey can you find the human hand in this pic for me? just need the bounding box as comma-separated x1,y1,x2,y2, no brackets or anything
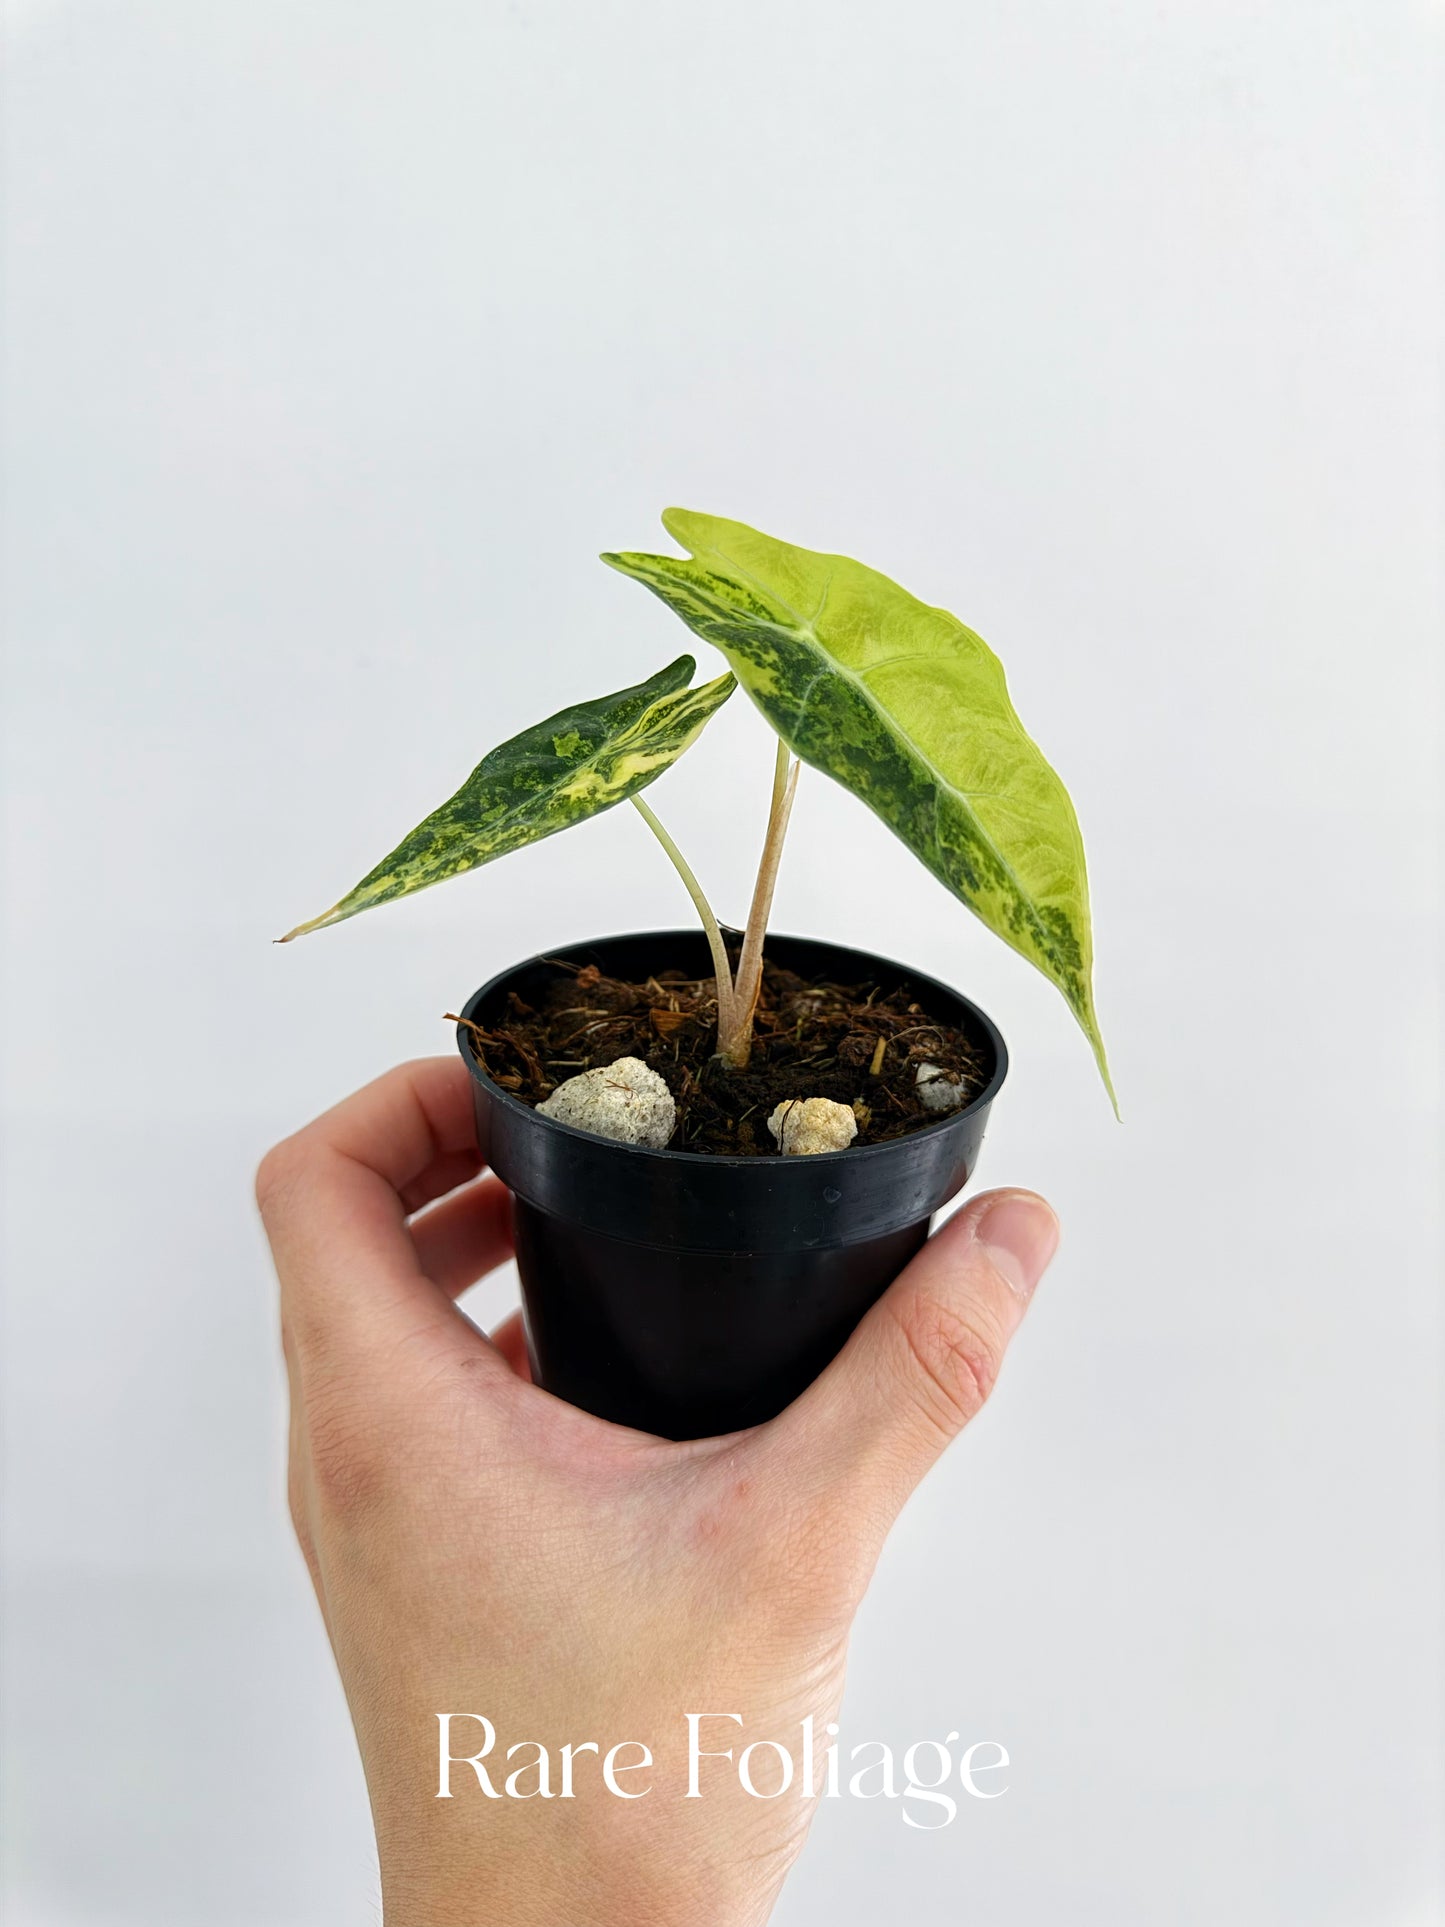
256,1058,1058,1927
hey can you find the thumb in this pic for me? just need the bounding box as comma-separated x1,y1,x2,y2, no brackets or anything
770,1188,1059,1524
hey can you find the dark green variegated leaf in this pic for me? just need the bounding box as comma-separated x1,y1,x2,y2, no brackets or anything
602,512,1115,1108
280,655,735,941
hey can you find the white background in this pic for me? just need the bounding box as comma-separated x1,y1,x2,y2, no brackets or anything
2,3,1441,1922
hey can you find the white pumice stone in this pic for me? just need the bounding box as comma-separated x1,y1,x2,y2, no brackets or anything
536,1056,676,1148
767,1096,859,1156
916,1062,967,1113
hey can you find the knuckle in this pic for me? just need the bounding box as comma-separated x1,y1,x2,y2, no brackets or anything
287,1466,313,1554
287,1490,323,1597
302,1391,391,1516
887,1288,1004,1437
254,1136,304,1215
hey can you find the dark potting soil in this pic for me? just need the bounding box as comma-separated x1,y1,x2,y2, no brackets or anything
455,954,990,1156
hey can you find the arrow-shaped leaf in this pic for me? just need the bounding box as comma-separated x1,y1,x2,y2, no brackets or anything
280,654,735,941
603,511,1115,1108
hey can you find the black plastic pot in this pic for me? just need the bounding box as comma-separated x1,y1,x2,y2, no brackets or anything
457,930,1007,1440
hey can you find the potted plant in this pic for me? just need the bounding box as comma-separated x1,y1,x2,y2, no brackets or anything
281,510,1112,1438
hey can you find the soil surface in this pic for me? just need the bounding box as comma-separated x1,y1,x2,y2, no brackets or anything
456,953,990,1156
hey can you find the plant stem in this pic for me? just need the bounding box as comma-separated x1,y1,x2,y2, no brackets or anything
719,738,800,1069
629,794,738,1039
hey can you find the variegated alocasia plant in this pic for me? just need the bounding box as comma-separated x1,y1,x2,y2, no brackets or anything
282,510,1114,1107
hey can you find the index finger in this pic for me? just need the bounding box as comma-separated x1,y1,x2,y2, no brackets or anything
296,1052,481,1199
256,1057,509,1380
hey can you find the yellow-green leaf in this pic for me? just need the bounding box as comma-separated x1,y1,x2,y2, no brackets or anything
603,511,1115,1108
280,655,735,941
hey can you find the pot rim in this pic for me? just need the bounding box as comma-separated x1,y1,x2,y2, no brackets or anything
456,927,1008,1169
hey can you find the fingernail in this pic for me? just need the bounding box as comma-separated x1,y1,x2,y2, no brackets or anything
975,1195,1060,1300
